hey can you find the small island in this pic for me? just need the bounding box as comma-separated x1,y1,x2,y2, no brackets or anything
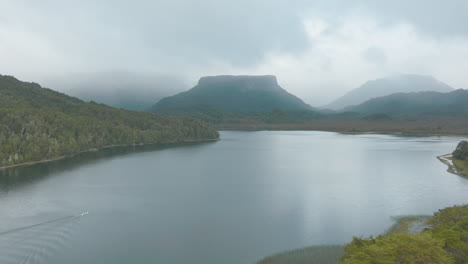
438,141,468,178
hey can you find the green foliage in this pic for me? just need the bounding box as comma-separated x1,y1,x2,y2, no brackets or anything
256,109,309,124
0,75,219,167
151,75,312,115
428,205,468,263
342,234,454,264
342,205,468,264
452,159,468,177
347,89,468,117
386,216,430,235
453,141,468,160
158,107,324,126
257,245,344,264
325,74,453,110
155,105,227,124
148,76,468,135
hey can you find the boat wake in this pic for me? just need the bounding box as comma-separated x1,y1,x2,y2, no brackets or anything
0,212,88,264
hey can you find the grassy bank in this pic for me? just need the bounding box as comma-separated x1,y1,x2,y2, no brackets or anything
386,215,431,235
257,215,430,264
257,245,344,264
437,154,468,178
453,159,468,177
256,215,430,264
341,205,468,264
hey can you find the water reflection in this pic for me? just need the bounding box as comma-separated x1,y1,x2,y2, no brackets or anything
0,141,216,192
0,131,466,264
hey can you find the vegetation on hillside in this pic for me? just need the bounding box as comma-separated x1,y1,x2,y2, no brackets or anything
452,159,468,177
149,75,468,136
324,74,453,110
257,245,343,264
451,141,468,177
346,89,468,116
151,75,312,114
453,141,468,160
341,205,468,264
156,105,468,136
0,75,219,167
218,113,468,136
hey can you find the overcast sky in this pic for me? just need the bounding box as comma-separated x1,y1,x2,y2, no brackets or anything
1,0,467,105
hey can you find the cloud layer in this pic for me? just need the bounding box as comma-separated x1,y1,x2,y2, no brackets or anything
1,0,467,105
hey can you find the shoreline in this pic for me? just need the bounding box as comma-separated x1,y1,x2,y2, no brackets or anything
436,153,468,178
256,215,431,264
219,127,468,138
0,138,219,170
4,129,464,171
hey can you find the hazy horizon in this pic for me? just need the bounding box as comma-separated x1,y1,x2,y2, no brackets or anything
1,0,467,105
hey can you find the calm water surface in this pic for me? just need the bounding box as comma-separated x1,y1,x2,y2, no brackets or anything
1,131,468,264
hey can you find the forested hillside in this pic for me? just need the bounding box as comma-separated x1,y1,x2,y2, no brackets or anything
346,89,468,116
324,74,453,110
151,75,312,114
0,75,219,167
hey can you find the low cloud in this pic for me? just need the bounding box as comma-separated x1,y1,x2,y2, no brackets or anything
219,14,468,105
1,0,468,106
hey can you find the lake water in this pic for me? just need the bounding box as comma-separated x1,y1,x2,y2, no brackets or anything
1,131,468,264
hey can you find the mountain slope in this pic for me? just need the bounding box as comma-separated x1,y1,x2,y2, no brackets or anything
0,75,218,167
150,75,312,114
346,89,468,116
324,74,454,110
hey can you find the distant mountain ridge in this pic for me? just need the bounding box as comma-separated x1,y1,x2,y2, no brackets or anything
151,75,312,114
324,74,454,110
346,89,468,116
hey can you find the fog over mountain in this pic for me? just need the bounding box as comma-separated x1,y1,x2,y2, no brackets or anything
1,0,468,105
324,74,454,110
44,72,186,111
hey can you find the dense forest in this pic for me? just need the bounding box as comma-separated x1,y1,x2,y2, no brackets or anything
158,106,468,136
0,75,219,167
151,75,312,114
341,205,468,264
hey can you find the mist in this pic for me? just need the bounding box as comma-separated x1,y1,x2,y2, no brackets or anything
1,0,467,106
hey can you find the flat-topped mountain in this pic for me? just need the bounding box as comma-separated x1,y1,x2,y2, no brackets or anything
324,74,454,110
150,75,312,114
346,89,468,116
